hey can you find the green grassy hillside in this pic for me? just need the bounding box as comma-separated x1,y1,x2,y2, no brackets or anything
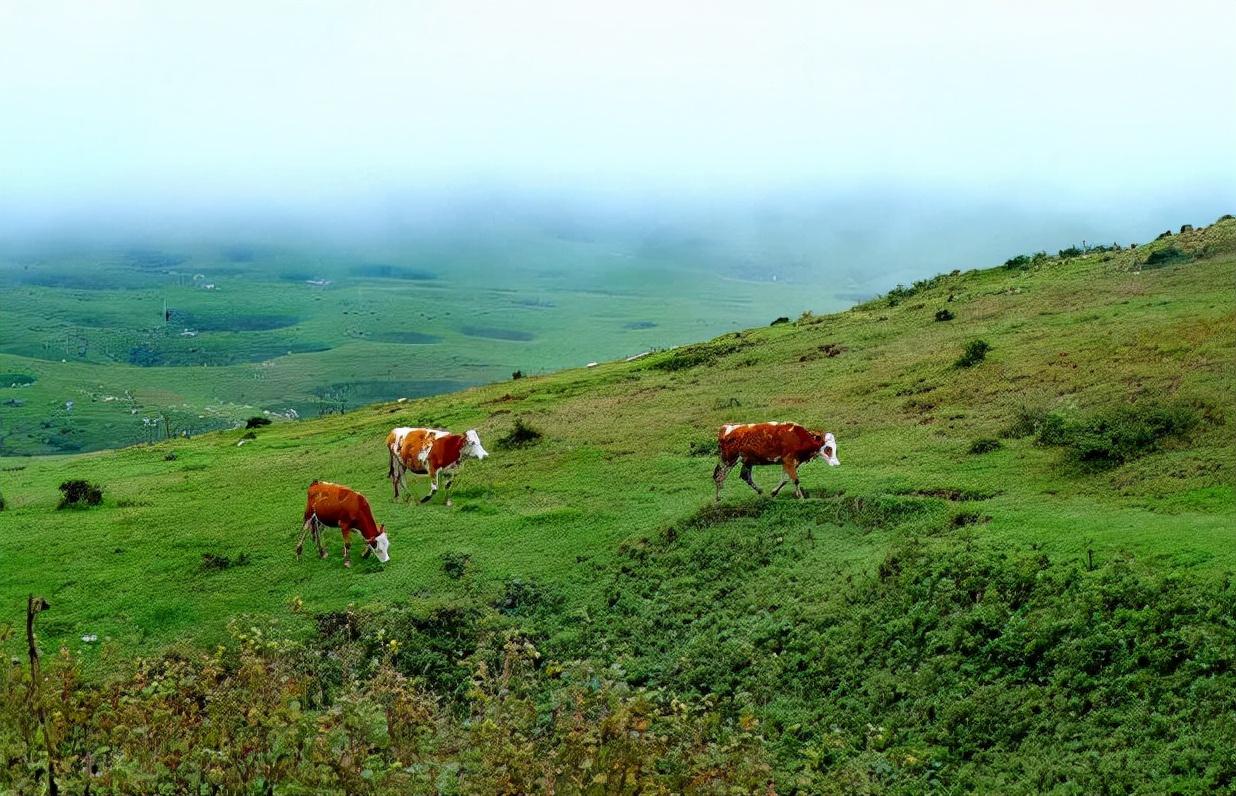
1,218,1233,792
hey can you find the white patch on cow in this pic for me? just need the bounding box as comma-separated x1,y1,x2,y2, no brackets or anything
464,428,489,460
820,432,840,466
371,532,391,563
721,424,739,437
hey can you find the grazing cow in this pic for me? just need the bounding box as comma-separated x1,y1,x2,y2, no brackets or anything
392,427,488,505
298,480,390,567
713,422,839,501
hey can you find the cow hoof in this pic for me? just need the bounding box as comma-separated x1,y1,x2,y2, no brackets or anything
318,550,328,559
343,560,351,568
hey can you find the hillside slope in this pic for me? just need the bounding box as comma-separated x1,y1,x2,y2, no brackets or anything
1,217,1234,792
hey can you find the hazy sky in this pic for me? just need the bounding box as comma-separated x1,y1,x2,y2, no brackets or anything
1,1,1233,224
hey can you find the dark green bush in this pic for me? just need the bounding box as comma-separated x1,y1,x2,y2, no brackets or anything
1037,401,1203,469
770,316,790,326
57,479,102,509
968,437,1002,454
1144,245,1190,268
955,339,991,368
935,308,955,321
1003,254,1031,269
496,417,543,449
1058,245,1084,258
244,416,272,429
200,551,251,571
442,550,472,579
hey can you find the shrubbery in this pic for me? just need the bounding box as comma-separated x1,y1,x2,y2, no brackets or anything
955,339,991,368
244,416,272,429
934,308,955,322
495,417,543,449
968,437,1002,454
5,497,1234,793
1144,245,1191,268
56,479,102,509
1036,400,1204,469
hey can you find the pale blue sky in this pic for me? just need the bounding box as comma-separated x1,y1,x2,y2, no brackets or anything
1,1,1233,227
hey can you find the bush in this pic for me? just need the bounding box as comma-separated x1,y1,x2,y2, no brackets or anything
955,339,991,368
1003,254,1031,269
244,416,272,429
1058,245,1084,258
496,418,543,449
57,480,102,509
1002,404,1049,438
1037,400,1203,469
769,316,790,326
934,308,955,322
968,437,1002,454
0,493,5,511
511,369,523,380
442,551,471,579
1144,245,1190,268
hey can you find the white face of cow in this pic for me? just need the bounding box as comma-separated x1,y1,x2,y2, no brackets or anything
464,429,488,460
371,530,391,563
819,432,840,466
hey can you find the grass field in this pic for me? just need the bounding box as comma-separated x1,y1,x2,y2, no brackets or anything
0,230,855,455
1,218,1233,792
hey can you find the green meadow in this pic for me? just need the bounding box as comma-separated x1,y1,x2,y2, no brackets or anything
1,218,1233,792
0,232,851,456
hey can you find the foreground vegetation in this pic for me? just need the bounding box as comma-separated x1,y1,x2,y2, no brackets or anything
1,218,1233,792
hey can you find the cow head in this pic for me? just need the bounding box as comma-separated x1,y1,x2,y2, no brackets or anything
818,432,840,466
370,525,391,563
463,429,489,460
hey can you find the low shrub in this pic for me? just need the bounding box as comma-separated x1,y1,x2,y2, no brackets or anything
0,493,5,511
57,480,102,509
955,339,991,368
968,437,1002,454
935,308,955,321
496,417,543,449
1037,400,1203,469
1144,245,1190,268
770,316,790,326
511,369,523,380
244,416,272,429
442,550,471,579
1003,254,1031,269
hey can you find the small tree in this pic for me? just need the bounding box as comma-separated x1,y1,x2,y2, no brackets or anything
57,480,103,509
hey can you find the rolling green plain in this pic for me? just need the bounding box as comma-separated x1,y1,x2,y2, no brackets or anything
0,230,851,456
1,218,1234,792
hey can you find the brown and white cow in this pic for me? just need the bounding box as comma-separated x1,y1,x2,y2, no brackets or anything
390,427,488,505
713,422,839,501
298,480,390,567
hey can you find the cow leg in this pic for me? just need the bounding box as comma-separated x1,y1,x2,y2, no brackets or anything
340,522,353,568
391,460,401,500
713,458,737,501
770,474,791,497
419,468,440,504
776,460,803,499
740,463,763,496
443,470,457,507
311,517,327,558
296,518,313,560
